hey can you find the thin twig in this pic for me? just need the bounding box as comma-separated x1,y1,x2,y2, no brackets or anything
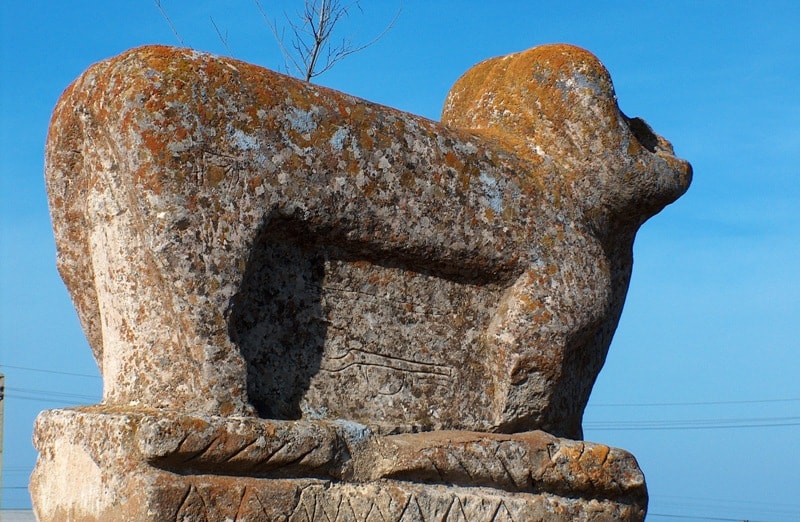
210,16,233,56
340,0,402,60
256,0,402,82
255,0,304,76
153,0,185,46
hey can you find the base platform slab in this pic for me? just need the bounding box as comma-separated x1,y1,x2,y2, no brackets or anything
31,408,647,521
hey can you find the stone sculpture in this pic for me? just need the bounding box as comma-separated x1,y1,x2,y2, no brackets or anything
32,44,690,521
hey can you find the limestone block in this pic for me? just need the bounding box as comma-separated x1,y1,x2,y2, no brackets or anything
44,44,689,437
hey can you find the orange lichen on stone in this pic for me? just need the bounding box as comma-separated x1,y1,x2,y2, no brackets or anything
443,44,691,229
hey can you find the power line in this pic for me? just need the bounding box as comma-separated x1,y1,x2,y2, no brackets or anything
589,423,800,431
652,495,800,520
3,370,798,432
649,513,775,522
4,394,87,406
5,388,99,406
0,364,100,379
3,365,796,409
590,415,800,425
3,383,101,407
586,415,800,431
590,397,800,407
656,494,800,511
7,386,99,401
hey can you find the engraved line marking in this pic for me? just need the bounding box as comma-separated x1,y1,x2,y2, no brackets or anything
326,348,449,369
425,455,446,483
334,494,345,522
301,491,315,522
321,349,453,379
450,451,475,482
600,447,610,468
397,496,412,522
322,361,446,379
464,447,494,482
373,372,404,396
365,500,387,522
324,286,449,318
233,486,247,522
450,497,469,521
546,442,556,462
488,499,503,522
494,446,523,491
174,431,193,454
200,148,241,162
289,484,317,521
274,444,321,469
413,496,427,522
250,489,270,519
442,497,455,520
180,434,222,464
422,496,432,522
173,485,193,522
343,497,360,521
255,440,289,470
224,436,261,464
496,500,515,522
318,495,335,522
196,484,211,519
193,148,244,186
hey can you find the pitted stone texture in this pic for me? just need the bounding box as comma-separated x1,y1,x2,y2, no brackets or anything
45,44,689,438
31,409,647,521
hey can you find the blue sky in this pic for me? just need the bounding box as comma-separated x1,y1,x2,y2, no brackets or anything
1,1,798,519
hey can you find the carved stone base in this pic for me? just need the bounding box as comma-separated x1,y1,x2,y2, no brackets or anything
31,408,647,521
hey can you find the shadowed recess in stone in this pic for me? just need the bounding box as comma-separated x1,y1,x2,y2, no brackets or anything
228,222,328,420
230,218,506,428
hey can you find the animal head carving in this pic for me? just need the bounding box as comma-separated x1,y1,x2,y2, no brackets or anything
443,44,692,234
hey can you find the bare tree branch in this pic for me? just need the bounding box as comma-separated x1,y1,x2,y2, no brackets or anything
210,16,233,56
254,0,304,76
257,0,402,82
332,1,401,62
153,0,186,47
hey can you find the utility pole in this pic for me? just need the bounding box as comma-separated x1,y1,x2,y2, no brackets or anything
0,373,4,509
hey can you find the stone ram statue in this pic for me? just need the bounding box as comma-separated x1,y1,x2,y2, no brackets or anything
32,43,690,521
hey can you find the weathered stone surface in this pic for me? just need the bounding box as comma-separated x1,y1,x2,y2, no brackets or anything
35,43,690,520
45,43,689,437
31,409,647,521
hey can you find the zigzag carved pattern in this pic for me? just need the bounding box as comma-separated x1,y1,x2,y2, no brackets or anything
288,485,521,522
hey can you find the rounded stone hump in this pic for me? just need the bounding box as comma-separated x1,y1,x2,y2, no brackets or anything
442,44,620,158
